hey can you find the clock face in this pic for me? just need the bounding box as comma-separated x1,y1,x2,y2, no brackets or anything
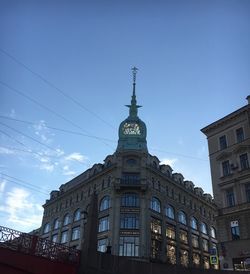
123,122,141,135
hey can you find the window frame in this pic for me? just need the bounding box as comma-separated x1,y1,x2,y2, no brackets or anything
178,211,187,225
150,197,161,213
99,196,110,211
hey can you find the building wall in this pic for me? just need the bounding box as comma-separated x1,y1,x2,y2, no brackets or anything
201,97,250,271
40,151,218,269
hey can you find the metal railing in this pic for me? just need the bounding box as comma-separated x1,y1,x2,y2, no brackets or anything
0,225,80,264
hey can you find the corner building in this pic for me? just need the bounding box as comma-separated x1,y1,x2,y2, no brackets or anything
40,73,218,269
201,96,250,271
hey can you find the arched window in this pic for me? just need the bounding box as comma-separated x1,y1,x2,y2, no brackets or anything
150,197,161,213
74,208,81,222
190,217,198,230
54,218,60,229
63,213,70,226
211,227,216,238
121,193,139,207
43,222,50,233
200,222,208,234
166,205,175,219
100,196,110,211
178,211,187,225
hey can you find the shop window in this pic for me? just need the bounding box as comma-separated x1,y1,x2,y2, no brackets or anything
166,245,176,264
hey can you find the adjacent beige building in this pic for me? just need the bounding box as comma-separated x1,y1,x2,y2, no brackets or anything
40,71,218,269
201,96,250,271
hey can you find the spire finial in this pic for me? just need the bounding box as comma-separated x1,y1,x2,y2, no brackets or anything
132,66,138,84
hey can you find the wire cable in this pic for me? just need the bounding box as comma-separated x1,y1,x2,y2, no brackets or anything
0,47,116,130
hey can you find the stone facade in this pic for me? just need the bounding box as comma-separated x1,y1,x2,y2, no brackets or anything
201,96,250,271
40,73,218,269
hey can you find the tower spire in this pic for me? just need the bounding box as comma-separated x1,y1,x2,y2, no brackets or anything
126,67,141,118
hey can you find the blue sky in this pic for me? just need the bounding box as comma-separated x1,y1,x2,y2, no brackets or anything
0,0,249,232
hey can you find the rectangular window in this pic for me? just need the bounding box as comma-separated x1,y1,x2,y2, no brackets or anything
240,153,249,170
191,234,199,248
245,183,250,203
202,238,209,252
71,226,80,241
180,249,189,267
97,238,107,253
219,135,227,150
60,231,68,244
166,225,176,240
222,160,231,176
121,173,140,184
230,221,240,240
166,245,176,264
119,236,139,257
226,188,235,207
98,216,109,232
179,230,188,244
236,127,244,143
120,213,139,229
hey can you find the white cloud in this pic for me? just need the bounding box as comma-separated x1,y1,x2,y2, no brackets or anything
0,180,6,193
160,158,178,167
65,152,87,163
0,147,15,155
40,163,54,172
33,120,53,144
0,187,43,228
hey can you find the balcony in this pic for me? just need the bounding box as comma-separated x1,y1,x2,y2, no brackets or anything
114,178,148,192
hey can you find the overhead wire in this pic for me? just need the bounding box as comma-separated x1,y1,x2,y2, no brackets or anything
0,47,116,130
0,80,115,151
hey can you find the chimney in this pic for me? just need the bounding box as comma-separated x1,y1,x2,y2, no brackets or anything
246,95,250,104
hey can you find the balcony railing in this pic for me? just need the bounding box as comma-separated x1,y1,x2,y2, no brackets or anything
0,225,80,264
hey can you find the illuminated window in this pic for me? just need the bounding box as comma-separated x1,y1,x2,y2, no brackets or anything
100,196,110,211
150,197,161,213
202,238,209,252
167,245,176,264
151,218,162,234
166,225,175,240
179,229,188,244
191,234,199,248
180,249,189,267
204,256,210,269
193,253,200,267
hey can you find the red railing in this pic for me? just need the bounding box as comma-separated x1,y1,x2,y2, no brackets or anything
0,225,80,264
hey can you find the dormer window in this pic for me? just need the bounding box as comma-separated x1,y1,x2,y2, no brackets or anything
219,135,227,150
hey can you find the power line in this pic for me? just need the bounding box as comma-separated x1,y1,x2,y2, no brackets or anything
0,47,116,130
0,115,116,143
0,80,115,150
0,173,50,195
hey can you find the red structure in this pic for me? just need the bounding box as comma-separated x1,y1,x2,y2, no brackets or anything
0,225,80,274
